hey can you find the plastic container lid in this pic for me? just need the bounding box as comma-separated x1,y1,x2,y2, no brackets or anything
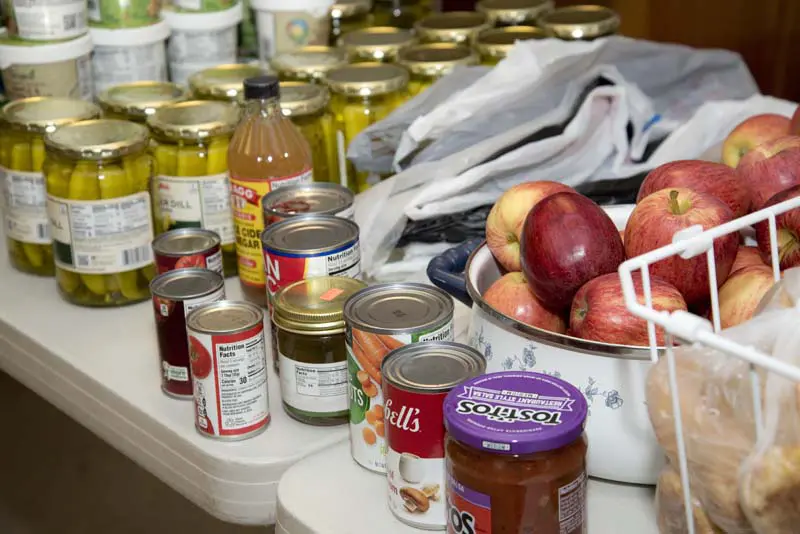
89,20,170,47
0,33,93,69
162,3,243,31
444,371,588,455
250,0,333,12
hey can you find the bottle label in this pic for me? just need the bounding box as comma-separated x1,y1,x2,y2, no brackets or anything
229,169,313,290
155,173,235,245
446,471,491,534
279,353,348,414
3,168,49,244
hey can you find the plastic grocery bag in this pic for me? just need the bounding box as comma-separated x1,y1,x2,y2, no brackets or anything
656,462,723,534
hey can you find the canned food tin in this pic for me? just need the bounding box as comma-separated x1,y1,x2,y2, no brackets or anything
152,228,223,275
262,182,355,226
186,300,270,440
382,342,485,530
150,268,226,398
344,282,455,473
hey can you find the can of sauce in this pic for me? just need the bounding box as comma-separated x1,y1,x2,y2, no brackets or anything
150,268,226,398
186,301,270,440
261,182,355,227
152,228,224,276
443,372,589,534
382,342,485,530
344,283,455,473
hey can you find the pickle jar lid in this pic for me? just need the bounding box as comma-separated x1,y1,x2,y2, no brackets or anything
444,372,588,455
414,11,490,44
537,5,620,40
2,97,101,134
271,46,348,82
273,276,368,334
399,43,478,77
189,63,270,102
331,0,371,19
477,0,553,25
97,82,189,122
147,100,240,140
341,27,416,60
326,63,409,96
279,82,328,117
475,26,547,59
45,119,150,160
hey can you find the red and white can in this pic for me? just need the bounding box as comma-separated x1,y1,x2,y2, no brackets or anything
152,227,223,275
381,342,485,530
185,300,270,440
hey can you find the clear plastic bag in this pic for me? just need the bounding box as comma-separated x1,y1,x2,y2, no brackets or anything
656,462,723,534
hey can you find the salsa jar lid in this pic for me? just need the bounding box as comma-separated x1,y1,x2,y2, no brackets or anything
2,97,101,134
261,214,359,255
475,26,546,59
537,5,620,40
382,342,486,393
279,82,328,117
326,63,409,96
271,46,348,82
150,267,224,301
45,119,149,160
331,0,371,19
414,11,490,44
186,300,264,335
274,276,368,334
444,371,588,455
152,228,221,257
263,182,354,219
189,63,270,102
399,43,478,77
477,0,553,25
343,282,454,335
97,81,189,122
341,27,416,58
147,100,240,140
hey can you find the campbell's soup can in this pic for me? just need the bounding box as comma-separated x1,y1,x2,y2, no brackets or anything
185,301,270,440
152,228,223,275
382,342,485,530
261,182,355,226
344,283,455,474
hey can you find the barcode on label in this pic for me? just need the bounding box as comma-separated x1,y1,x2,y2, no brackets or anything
63,14,77,30
122,246,150,266
37,224,48,240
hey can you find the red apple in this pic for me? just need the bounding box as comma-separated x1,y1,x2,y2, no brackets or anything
637,160,750,218
722,113,790,167
731,245,767,275
483,272,567,334
520,192,625,311
737,135,800,210
569,272,687,346
717,265,776,329
790,106,800,135
625,188,738,305
485,181,575,271
754,184,800,270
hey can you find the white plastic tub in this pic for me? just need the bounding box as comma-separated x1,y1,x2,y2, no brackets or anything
250,0,333,61
0,33,93,100
162,3,243,85
4,0,88,41
90,20,170,94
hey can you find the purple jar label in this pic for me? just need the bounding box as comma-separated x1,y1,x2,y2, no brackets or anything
446,470,491,534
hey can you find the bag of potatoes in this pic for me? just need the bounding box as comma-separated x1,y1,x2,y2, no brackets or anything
656,462,723,534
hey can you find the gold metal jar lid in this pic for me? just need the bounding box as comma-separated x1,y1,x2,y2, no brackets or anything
2,97,101,134
271,46,348,82
273,276,368,335
399,44,478,77
279,82,328,118
477,0,553,26
537,5,620,40
475,26,546,59
97,82,189,122
341,27,416,60
326,63,409,97
331,0,371,19
415,11,490,44
45,119,149,161
189,64,270,102
147,100,240,140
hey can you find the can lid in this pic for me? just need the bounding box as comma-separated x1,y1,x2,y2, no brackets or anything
331,0,371,18
189,64,270,102
444,372,588,455
341,27,416,59
477,0,553,25
187,300,264,335
415,11,490,43
382,342,486,393
150,267,224,300
326,63,409,97
344,283,454,335
271,46,348,82
2,97,101,133
399,44,478,77
261,214,359,255
97,82,189,122
147,100,240,140
475,26,546,59
537,5,620,40
273,276,368,334
44,119,149,160
279,82,328,117
152,228,221,257
262,182,354,218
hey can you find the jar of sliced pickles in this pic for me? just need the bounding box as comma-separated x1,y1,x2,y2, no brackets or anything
1,98,102,276
475,25,546,65
330,0,372,46
188,63,270,102
147,101,240,277
326,63,409,193
415,11,490,44
340,27,415,63
399,43,478,96
279,82,338,186
477,0,553,27
272,46,349,84
97,82,190,123
537,5,620,41
44,120,156,306
371,0,427,29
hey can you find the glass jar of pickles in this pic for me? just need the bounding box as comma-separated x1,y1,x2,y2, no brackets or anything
188,64,270,102
371,0,427,29
97,82,190,123
399,43,478,96
326,63,409,193
330,0,373,45
272,46,349,84
537,5,620,41
1,98,102,276
415,11,490,44
340,27,416,63
475,25,546,65
477,0,553,27
279,82,338,186
44,120,156,306
147,101,240,278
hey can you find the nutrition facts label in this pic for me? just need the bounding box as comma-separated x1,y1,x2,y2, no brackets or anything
3,169,49,244
279,355,348,413
558,471,587,533
155,174,235,245
217,334,269,431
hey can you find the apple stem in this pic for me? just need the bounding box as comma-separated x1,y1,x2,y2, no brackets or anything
668,190,689,215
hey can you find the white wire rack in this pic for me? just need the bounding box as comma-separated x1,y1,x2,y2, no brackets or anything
618,193,800,534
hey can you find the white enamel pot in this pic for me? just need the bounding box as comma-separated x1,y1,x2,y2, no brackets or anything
427,205,662,485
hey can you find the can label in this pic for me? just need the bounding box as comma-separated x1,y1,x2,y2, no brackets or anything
3,169,49,244
189,322,270,438
279,353,348,415
384,380,448,529
347,321,455,473
446,471,492,534
155,247,223,276
265,240,361,299
155,174,235,246
230,169,313,290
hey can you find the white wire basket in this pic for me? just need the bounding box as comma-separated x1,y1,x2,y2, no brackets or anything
618,193,800,534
